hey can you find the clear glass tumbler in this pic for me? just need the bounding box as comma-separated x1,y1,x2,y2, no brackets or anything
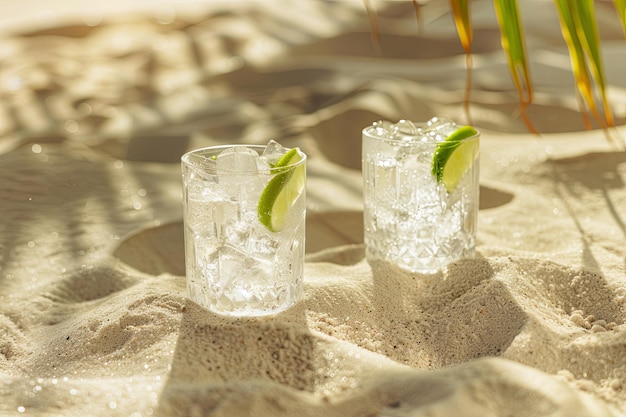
362,118,479,273
182,143,306,316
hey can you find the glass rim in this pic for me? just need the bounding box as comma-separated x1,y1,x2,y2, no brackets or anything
181,144,306,176
362,125,480,146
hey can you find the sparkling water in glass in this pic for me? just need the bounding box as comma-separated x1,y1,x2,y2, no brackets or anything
182,143,306,316
362,118,479,273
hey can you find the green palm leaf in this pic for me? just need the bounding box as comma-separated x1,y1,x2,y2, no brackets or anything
450,0,472,50
554,0,614,130
493,0,537,133
450,0,474,123
362,1,619,142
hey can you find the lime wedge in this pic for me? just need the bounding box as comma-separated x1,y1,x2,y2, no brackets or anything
258,148,305,232
432,126,479,193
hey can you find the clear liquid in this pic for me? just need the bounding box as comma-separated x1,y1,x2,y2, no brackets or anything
362,133,478,273
186,226,303,316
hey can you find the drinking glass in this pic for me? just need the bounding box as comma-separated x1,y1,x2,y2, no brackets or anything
362,118,479,273
182,143,306,316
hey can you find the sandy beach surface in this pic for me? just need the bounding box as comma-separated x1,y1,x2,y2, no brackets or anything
1,1,626,416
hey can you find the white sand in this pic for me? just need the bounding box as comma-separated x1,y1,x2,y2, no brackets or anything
1,0,625,416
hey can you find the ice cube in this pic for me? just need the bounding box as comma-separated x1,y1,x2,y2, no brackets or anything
371,120,397,139
369,118,462,142
372,156,399,202
216,146,260,175
259,139,288,169
424,116,457,140
369,120,425,142
214,146,262,202
425,116,455,129
395,119,419,136
217,244,274,286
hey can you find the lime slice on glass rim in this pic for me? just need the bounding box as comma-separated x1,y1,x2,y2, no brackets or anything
431,125,479,193
258,147,306,232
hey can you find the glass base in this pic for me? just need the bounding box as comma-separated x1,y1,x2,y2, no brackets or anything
365,242,475,274
188,280,302,317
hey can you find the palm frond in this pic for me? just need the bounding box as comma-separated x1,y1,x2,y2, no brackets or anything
554,0,614,131
450,0,472,50
450,0,474,124
362,1,619,142
493,0,537,134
